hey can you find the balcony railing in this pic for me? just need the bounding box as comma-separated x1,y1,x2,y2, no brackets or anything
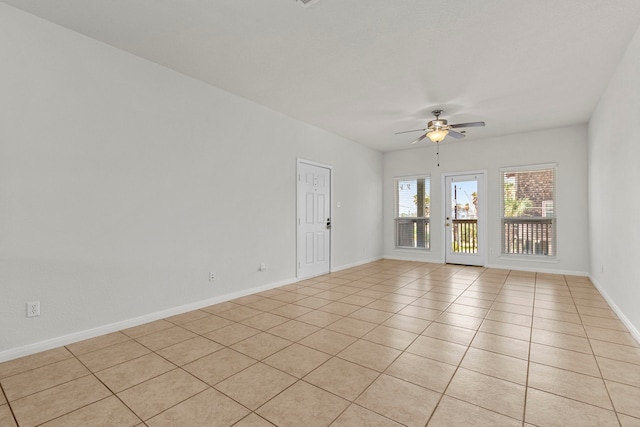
502,217,554,256
396,218,430,249
451,219,478,254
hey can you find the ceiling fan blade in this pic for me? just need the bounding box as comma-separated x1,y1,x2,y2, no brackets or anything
450,121,485,129
410,133,428,145
395,128,426,135
447,130,466,139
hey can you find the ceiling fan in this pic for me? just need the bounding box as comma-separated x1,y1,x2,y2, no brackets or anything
396,110,485,145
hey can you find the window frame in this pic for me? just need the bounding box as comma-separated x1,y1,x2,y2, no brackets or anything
394,175,431,250
500,163,557,258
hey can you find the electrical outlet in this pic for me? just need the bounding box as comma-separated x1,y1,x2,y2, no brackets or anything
259,263,267,272
27,301,40,317
209,272,216,282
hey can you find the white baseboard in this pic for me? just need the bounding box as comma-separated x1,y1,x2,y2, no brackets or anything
589,275,640,345
0,277,297,363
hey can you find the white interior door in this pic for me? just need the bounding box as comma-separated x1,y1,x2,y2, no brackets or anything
297,161,331,279
444,173,485,266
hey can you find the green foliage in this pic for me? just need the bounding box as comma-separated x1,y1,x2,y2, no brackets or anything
503,182,532,217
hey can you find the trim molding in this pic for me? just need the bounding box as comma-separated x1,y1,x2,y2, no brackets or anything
0,277,296,363
589,275,640,345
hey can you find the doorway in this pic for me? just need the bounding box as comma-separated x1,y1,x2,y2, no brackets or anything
443,172,486,266
297,160,332,279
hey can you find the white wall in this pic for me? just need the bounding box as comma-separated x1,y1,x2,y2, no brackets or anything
383,125,590,275
588,25,640,340
0,4,383,359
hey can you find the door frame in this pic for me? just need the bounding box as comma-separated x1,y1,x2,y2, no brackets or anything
441,170,488,266
296,158,333,279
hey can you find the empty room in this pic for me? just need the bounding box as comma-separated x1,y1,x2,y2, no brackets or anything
1,1,640,426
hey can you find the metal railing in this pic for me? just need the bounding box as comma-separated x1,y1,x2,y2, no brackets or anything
396,218,430,249
451,219,478,254
502,218,554,255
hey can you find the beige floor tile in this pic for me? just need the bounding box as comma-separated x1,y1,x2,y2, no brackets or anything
11,375,111,427
257,381,349,427
0,404,16,427
479,319,531,341
410,298,451,310
245,297,288,311
181,314,235,334
156,336,223,366
200,301,242,315
362,325,418,350
471,331,529,360
606,380,640,418
460,347,528,385
337,339,401,372
331,404,402,426
398,305,442,321
233,413,276,426
581,314,628,331
294,296,331,309
619,414,640,427
585,326,640,347
326,317,377,338
385,352,456,392
240,312,289,331
445,368,525,420
406,336,467,366
348,307,394,323
121,320,174,339
263,343,331,378
66,332,131,356
215,362,296,410
423,322,476,346
40,395,139,427
295,309,343,327
299,329,357,355
534,307,582,323
146,388,248,427
576,305,619,319
455,296,494,309
231,332,292,360
590,339,640,365
598,356,640,388
486,310,532,327
2,357,89,401
446,303,489,318
271,303,316,319
525,387,619,427
528,362,612,409
271,292,308,303
117,369,207,420
530,328,592,353
134,326,197,351
0,347,73,380
304,357,379,400
490,301,533,316
429,395,521,427
95,353,175,393
77,340,150,372
355,374,440,427
318,301,361,316
529,342,600,376
266,319,320,341
217,306,263,322
382,314,431,334
183,348,256,385
339,294,376,306
363,299,408,313
164,309,209,325
204,323,261,346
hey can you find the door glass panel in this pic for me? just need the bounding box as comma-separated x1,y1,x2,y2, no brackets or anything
449,179,478,254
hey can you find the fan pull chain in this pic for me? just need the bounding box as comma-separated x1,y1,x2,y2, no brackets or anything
437,142,440,167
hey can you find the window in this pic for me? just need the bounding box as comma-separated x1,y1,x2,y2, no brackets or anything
395,176,430,249
501,165,556,256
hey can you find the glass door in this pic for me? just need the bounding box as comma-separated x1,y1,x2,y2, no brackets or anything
444,173,484,266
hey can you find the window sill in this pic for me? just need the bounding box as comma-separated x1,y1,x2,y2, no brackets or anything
499,254,558,264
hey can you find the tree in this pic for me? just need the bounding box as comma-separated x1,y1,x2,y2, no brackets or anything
503,182,532,217
413,193,430,217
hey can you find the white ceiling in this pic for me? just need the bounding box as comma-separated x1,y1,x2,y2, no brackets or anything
4,0,640,152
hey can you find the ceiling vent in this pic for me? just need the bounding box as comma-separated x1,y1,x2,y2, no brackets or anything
296,0,320,8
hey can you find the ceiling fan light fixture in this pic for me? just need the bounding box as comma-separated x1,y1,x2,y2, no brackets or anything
427,129,448,143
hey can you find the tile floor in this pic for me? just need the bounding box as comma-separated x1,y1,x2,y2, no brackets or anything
1,260,640,426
